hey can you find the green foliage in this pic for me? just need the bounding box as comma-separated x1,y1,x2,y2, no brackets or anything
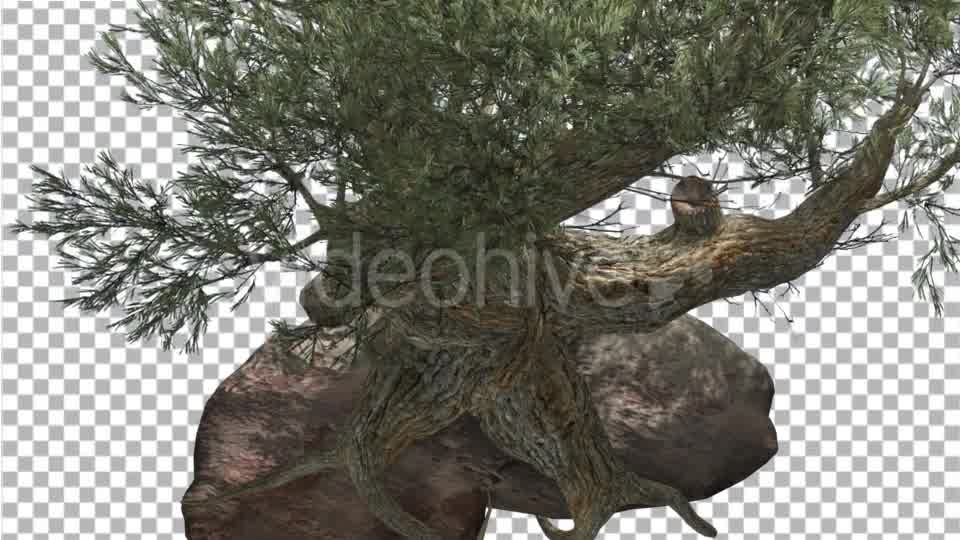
9,0,960,352
895,87,960,316
9,152,270,352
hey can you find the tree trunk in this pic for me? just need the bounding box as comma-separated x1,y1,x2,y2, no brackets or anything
180,314,777,539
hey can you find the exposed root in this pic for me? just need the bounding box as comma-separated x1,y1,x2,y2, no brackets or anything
615,472,716,538
338,339,475,539
341,436,442,539
533,495,616,540
473,315,717,540
536,515,581,540
665,495,717,537
181,448,341,506
531,468,716,540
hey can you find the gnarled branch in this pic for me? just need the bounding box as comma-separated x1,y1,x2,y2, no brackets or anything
373,81,930,350
538,85,929,336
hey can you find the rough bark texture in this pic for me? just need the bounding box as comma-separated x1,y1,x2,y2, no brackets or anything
181,314,777,539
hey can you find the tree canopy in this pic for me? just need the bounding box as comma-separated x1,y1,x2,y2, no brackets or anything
10,0,960,355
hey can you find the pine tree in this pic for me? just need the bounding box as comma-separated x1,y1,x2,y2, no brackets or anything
10,1,960,538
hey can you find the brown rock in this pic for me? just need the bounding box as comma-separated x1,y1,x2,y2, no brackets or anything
180,315,777,539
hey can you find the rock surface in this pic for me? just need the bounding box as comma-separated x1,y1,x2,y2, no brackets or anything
180,315,777,539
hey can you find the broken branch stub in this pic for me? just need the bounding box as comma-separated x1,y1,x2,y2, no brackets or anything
670,176,723,236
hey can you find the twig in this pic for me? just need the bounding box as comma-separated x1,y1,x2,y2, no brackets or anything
859,145,960,212
245,228,328,265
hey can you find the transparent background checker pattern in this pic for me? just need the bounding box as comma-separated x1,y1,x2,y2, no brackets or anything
2,3,959,539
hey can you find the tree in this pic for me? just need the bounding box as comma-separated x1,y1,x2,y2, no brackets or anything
9,1,960,538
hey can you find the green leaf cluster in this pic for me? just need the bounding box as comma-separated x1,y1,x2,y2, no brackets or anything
9,0,960,352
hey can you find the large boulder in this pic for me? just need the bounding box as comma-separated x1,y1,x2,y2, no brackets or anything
180,315,777,539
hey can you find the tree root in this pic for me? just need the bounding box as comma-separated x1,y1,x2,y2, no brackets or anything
473,319,717,540
184,337,476,539
532,472,716,540
181,448,342,505
334,340,481,539
340,436,442,540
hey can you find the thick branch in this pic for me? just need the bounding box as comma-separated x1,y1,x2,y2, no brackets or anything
374,88,929,349
547,135,677,223
540,90,929,336
326,82,933,354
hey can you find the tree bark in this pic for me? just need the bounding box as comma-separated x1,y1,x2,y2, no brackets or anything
181,314,777,539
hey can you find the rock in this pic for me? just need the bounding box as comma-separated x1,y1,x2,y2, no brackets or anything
180,315,777,539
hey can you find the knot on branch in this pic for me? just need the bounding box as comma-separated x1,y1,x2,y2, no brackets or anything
670,176,723,236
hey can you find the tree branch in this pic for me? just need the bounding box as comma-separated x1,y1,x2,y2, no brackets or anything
858,144,960,212
546,136,677,224
538,2,841,226
359,86,935,351
246,229,328,265
538,90,929,336
274,162,330,224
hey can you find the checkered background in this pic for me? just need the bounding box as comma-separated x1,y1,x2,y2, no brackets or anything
2,2,959,539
